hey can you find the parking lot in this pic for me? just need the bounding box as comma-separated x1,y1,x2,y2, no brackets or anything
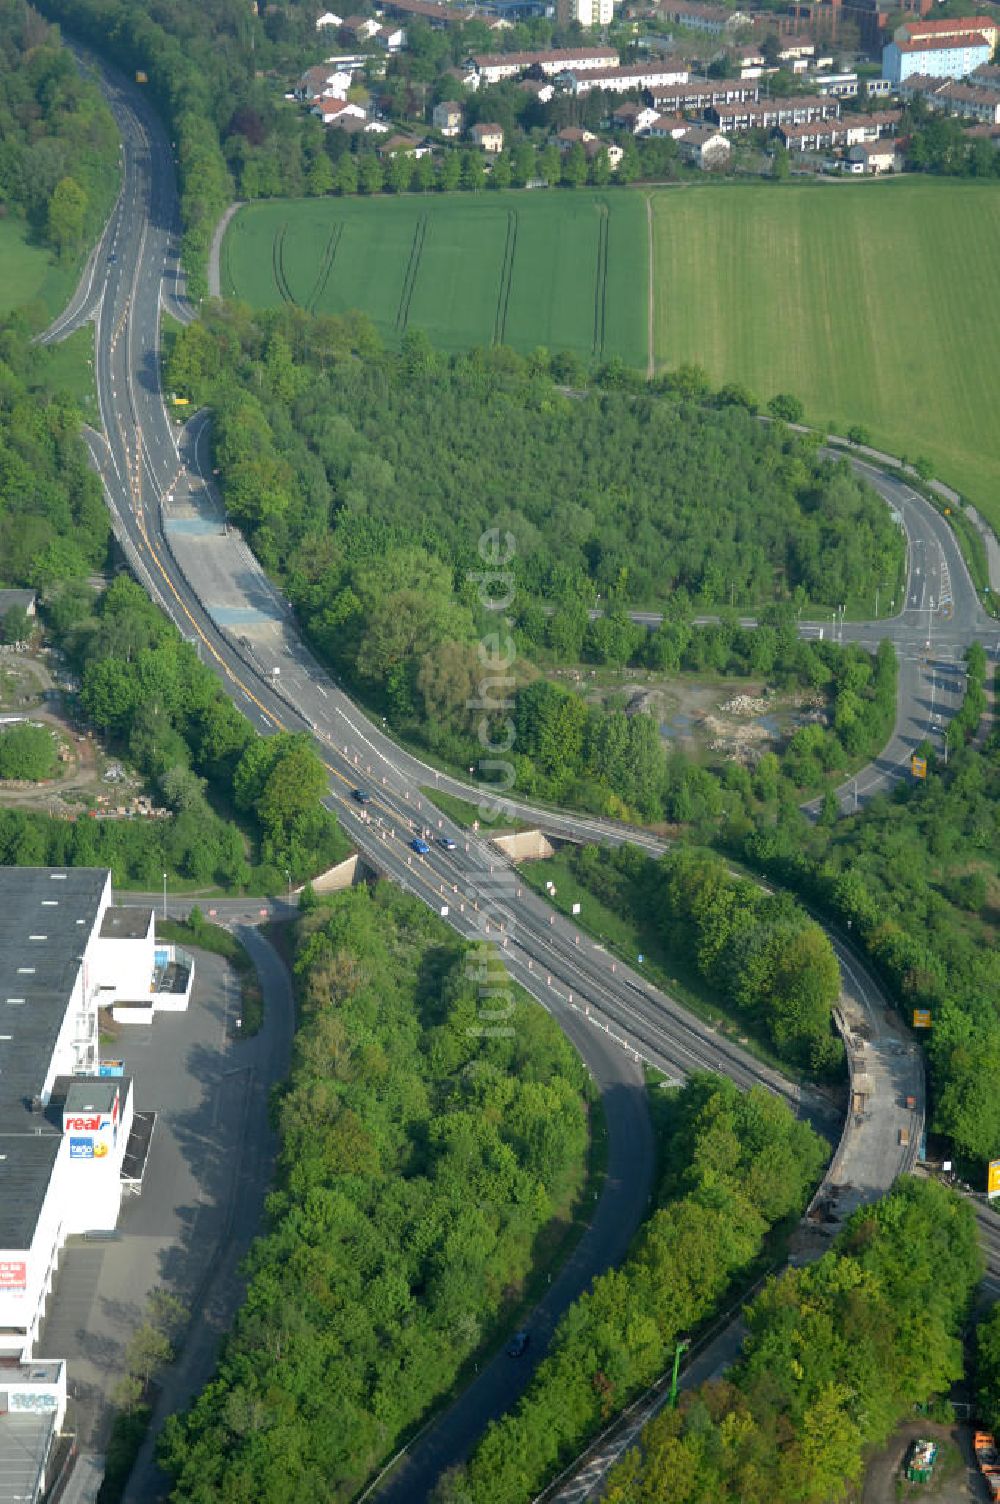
37,931,293,1475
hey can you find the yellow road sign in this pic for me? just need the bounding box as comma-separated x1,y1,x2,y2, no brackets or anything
912,1009,932,1029
989,1161,1000,1198
911,755,927,780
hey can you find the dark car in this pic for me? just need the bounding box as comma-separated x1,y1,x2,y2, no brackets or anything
507,1330,530,1358
107,252,117,263
351,788,371,805
437,835,457,851
410,837,430,855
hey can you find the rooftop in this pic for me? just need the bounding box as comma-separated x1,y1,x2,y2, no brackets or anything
0,1410,57,1504
100,905,152,941
0,868,108,1245
472,46,616,68
894,33,989,53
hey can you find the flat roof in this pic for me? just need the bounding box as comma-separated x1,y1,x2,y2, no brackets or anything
0,869,109,1246
64,1079,119,1115
0,1410,56,1504
0,1134,61,1247
100,905,152,941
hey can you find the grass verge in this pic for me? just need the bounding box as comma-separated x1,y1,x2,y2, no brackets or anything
419,785,524,833
519,849,812,1085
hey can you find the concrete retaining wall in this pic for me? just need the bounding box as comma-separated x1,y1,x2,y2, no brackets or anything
309,853,370,893
490,829,557,863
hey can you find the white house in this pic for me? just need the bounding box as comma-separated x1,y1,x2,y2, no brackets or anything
676,124,731,167
563,63,690,95
315,10,343,26
846,140,900,173
470,120,505,152
471,46,617,85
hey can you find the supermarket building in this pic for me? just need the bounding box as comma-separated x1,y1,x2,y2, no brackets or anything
0,867,193,1501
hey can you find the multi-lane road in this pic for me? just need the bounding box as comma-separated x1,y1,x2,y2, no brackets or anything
46,43,997,1503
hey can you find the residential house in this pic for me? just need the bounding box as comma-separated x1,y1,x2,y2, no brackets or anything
517,77,555,103
342,15,382,41
676,125,731,166
815,70,858,96
928,80,1000,123
882,34,992,86
611,101,660,131
0,589,36,619
315,11,344,27
373,23,406,50
846,139,900,172
297,64,351,99
661,1,751,35
432,100,464,135
895,14,1000,54
562,62,690,94
313,97,367,125
470,120,505,151
643,111,689,137
964,121,1000,145
376,132,426,157
381,0,476,24
556,125,597,148
650,78,760,112
970,63,1000,91
471,47,617,84
569,0,614,24
444,63,480,91
778,119,849,150
707,94,840,132
861,76,895,97
830,108,900,144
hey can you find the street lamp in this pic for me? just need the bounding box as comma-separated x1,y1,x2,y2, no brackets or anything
162,872,167,922
285,869,292,907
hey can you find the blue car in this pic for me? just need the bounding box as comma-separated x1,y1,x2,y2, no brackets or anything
351,788,371,805
410,838,430,855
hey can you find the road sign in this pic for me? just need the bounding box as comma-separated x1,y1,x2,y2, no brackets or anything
911,754,927,779
135,70,147,83
912,1008,932,1029
989,1161,1000,1199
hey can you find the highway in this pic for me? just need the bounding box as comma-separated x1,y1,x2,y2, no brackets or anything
46,43,994,1503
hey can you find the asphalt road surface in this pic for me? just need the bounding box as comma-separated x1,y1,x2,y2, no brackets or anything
47,40,998,1501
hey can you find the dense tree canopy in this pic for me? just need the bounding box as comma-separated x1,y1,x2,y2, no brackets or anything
441,1072,826,1504
0,0,118,265
159,884,592,1500
603,1177,981,1504
172,305,903,617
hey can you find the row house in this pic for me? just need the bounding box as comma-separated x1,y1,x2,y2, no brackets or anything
649,78,761,112
471,46,616,84
659,1,751,35
708,93,840,132
562,62,690,94
778,119,850,150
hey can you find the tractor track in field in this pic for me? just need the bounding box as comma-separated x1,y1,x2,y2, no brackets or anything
493,209,518,346
272,223,296,306
395,213,427,333
593,202,609,359
306,223,342,313
646,195,655,380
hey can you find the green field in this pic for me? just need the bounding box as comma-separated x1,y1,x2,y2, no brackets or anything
0,215,92,319
222,191,648,366
651,180,1000,521
222,180,1000,523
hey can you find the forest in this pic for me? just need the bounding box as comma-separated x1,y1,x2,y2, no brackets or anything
602,1177,981,1504
158,883,593,1501
0,0,119,269
560,843,843,1073
437,1072,826,1504
163,306,902,817
0,310,345,888
169,305,903,613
